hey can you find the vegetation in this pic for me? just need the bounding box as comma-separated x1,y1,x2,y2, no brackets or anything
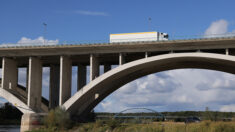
97,110,235,122
31,120,235,132
71,121,235,132
43,107,72,131
0,102,22,125
29,107,235,132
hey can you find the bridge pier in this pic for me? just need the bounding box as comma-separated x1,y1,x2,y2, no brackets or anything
49,65,60,109
26,66,29,92
2,57,18,90
226,48,229,55
119,53,125,65
90,54,99,81
59,56,72,105
27,57,42,112
104,64,111,73
145,52,148,58
20,113,47,132
77,64,87,90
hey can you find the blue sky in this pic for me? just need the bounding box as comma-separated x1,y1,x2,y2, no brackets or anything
1,0,235,112
1,0,235,43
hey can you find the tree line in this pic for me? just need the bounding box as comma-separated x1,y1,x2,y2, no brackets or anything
0,102,22,125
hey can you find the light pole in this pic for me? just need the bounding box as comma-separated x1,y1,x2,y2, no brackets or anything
43,23,47,44
148,17,152,31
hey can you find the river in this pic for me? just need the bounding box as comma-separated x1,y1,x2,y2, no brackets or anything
0,125,20,132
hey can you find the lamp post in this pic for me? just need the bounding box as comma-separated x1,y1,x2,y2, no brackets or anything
43,23,47,44
148,17,151,31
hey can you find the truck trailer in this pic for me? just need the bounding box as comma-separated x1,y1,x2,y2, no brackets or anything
110,31,168,43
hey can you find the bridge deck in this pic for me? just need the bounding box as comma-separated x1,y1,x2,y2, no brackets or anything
0,38,235,67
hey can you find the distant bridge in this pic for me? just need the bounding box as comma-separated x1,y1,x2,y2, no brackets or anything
113,107,164,120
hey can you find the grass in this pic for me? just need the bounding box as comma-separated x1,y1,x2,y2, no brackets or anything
30,120,235,132
71,121,235,132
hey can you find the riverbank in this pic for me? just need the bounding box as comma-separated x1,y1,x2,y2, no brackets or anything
29,121,235,132
0,125,20,132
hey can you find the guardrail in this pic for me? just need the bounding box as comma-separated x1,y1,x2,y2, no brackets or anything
1,33,235,48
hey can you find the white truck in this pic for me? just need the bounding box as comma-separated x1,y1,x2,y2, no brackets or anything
110,31,168,43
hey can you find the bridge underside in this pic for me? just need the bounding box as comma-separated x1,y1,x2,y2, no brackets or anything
1,38,235,117
63,53,235,116
0,82,49,113
0,88,33,113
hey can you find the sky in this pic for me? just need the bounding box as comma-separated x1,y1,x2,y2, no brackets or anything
1,0,235,113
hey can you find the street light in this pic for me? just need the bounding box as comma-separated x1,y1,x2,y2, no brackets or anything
43,23,47,44
148,17,152,31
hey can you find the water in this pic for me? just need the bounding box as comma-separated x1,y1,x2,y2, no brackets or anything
0,126,20,132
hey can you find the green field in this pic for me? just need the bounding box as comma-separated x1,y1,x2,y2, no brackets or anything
30,108,235,132
70,121,235,132
31,121,235,132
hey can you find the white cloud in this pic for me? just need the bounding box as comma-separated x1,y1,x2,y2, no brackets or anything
0,36,59,47
95,69,235,112
96,100,126,113
205,19,228,36
220,105,235,112
18,36,58,45
204,19,235,38
75,10,109,16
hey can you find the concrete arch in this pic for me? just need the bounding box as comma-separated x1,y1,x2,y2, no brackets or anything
0,79,48,113
0,88,34,114
63,53,235,116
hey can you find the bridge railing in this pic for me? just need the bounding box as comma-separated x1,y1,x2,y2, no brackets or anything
1,33,235,48
170,32,235,40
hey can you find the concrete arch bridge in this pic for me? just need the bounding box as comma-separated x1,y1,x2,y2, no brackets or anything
1,38,235,130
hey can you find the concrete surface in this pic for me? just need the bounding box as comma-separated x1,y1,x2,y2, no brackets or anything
119,53,125,65
49,65,60,109
63,53,235,115
77,64,86,90
0,88,34,113
20,113,46,132
27,57,42,112
0,37,235,118
104,64,111,73
0,38,235,58
90,54,99,81
59,56,72,105
2,57,18,90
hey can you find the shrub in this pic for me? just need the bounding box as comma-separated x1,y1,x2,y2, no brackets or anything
43,107,72,130
95,120,105,127
106,119,121,130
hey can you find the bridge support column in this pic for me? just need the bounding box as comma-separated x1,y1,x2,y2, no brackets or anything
49,65,60,109
119,53,125,65
27,57,42,112
145,52,148,58
26,66,29,92
226,48,229,55
2,57,18,90
77,64,86,90
21,113,47,132
59,56,72,105
104,64,111,73
90,54,99,81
